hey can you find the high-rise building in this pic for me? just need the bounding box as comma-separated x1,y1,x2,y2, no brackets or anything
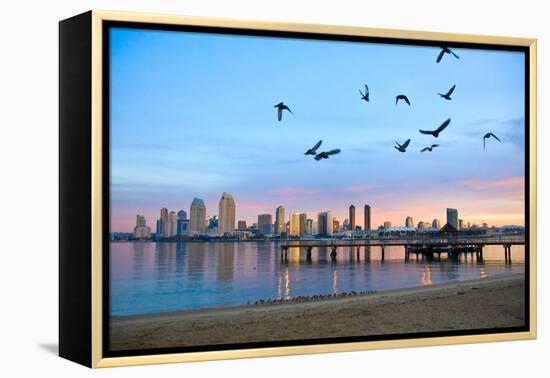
405,216,414,228
383,221,392,229
258,214,273,235
133,214,151,239
306,219,313,235
458,219,464,230
349,205,356,231
176,210,189,236
289,212,301,236
190,198,206,234
167,211,177,236
218,192,236,234
237,220,247,230
364,205,371,231
299,213,307,236
317,211,334,236
274,206,285,235
446,208,459,229
159,207,169,236
177,210,187,220
417,221,426,231
432,219,441,230
333,219,340,231
207,215,219,234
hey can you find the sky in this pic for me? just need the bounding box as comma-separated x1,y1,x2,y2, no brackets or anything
109,27,526,232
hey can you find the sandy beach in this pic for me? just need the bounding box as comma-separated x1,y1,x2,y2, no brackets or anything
110,273,525,351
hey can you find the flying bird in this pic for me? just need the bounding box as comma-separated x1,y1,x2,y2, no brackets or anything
314,149,341,161
395,95,410,106
394,139,411,153
438,84,456,100
436,47,460,63
483,132,501,149
274,102,293,121
359,84,370,102
305,140,323,155
421,144,439,152
419,118,451,138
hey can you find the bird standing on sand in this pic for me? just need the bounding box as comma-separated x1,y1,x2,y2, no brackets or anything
421,144,439,152
394,139,411,152
483,132,501,149
314,149,341,160
438,84,456,100
395,94,410,106
436,47,460,63
359,84,370,102
274,102,293,121
305,140,322,155
419,118,451,138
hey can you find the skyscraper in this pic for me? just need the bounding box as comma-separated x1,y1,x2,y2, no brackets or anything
190,198,206,234
432,218,441,230
218,192,236,234
176,210,189,236
159,207,168,237
167,211,177,236
458,219,464,230
258,214,273,235
133,214,151,239
364,205,371,231
405,216,414,228
274,206,285,235
289,213,301,236
306,219,313,235
299,213,307,236
317,211,334,236
383,221,392,229
349,205,356,230
446,208,459,229
237,220,247,230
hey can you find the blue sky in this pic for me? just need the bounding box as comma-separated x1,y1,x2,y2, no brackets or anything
109,27,525,231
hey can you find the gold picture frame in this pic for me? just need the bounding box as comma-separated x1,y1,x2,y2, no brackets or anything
59,10,537,368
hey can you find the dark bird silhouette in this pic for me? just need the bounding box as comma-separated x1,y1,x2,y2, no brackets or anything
314,149,341,160
483,132,501,149
394,139,411,153
305,140,323,155
419,118,451,138
421,144,439,152
436,47,460,63
359,84,370,102
395,95,410,106
438,85,456,100
274,102,293,121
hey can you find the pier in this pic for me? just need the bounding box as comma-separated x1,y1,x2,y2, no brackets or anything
280,235,524,263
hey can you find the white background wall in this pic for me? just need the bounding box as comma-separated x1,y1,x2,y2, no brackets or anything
0,0,547,376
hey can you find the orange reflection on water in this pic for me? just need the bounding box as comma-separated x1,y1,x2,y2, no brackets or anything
421,267,432,286
332,270,338,294
285,268,290,298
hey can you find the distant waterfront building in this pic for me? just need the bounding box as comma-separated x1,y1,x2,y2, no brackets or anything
159,207,169,237
432,219,441,230
167,211,177,236
190,198,206,234
317,211,334,236
446,208,459,229
458,219,464,230
333,219,340,231
218,192,236,234
289,212,302,236
133,214,151,239
383,221,392,229
306,219,313,235
349,205,356,231
299,213,307,236
177,210,187,220
237,220,247,231
275,206,285,235
176,210,189,236
258,214,273,235
364,205,371,231
207,215,219,234
405,216,414,228
417,221,426,231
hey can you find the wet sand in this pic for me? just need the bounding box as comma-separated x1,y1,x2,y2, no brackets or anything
110,273,525,351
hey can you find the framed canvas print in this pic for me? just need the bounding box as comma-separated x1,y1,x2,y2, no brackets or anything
59,10,537,368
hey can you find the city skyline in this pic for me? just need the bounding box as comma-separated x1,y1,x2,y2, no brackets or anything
109,28,525,233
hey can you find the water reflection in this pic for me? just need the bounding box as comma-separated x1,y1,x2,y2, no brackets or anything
110,242,525,316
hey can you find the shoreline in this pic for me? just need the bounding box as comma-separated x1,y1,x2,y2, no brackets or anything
110,273,525,351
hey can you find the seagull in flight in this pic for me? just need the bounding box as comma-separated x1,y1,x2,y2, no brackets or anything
483,132,501,149
394,139,411,153
314,149,341,161
421,144,439,152
305,140,323,155
359,84,370,102
395,94,410,106
436,47,460,63
419,118,451,138
274,102,293,121
438,85,456,100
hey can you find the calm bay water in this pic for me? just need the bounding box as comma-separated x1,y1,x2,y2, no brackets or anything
110,241,524,316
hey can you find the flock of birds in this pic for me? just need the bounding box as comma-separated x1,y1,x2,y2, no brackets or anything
273,46,502,161
249,289,378,306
